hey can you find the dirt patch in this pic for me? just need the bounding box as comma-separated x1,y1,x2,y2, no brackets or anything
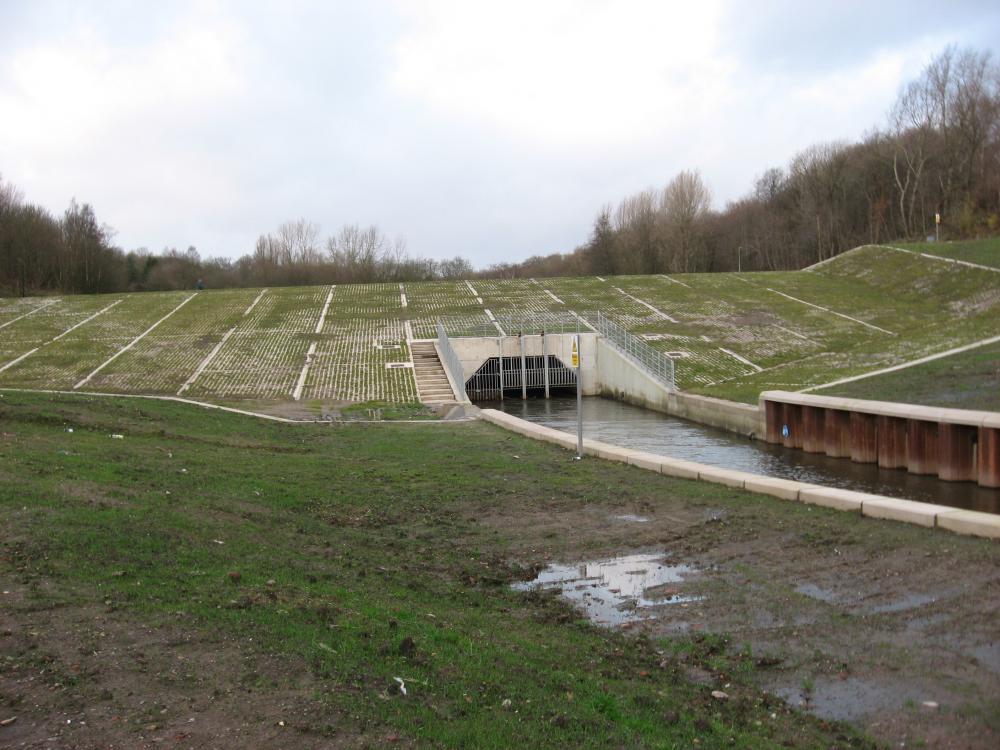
57,480,131,509
483,486,1000,749
0,586,384,749
948,287,1000,316
728,310,781,327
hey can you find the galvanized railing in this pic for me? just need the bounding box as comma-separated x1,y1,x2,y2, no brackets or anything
437,311,587,338
435,322,468,402
437,310,676,393
590,311,676,390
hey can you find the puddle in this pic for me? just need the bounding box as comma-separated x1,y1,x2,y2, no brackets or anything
794,583,837,603
773,676,927,722
866,592,938,614
905,612,949,633
971,643,1000,675
512,552,698,627
613,514,649,523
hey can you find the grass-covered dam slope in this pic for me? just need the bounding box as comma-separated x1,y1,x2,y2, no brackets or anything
3,392,999,748
823,338,1000,410
898,236,1000,269
1,241,997,406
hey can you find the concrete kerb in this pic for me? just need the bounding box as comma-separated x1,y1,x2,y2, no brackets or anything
795,487,866,512
936,509,1000,539
477,408,1000,539
696,466,747,489
860,496,952,528
743,475,812,501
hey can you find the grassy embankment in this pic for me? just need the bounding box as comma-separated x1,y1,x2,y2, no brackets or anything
4,243,998,408
899,237,1000,269
822,339,1000,410
0,391,871,749
815,238,999,408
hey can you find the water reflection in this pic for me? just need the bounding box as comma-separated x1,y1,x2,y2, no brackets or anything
486,397,999,514
512,553,698,627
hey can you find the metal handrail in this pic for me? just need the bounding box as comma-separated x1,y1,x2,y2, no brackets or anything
437,311,585,338
590,311,676,390
435,322,469,401
436,310,676,392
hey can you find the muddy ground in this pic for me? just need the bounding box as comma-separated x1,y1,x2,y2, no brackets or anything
478,489,1000,749
0,587,381,749
1,395,998,749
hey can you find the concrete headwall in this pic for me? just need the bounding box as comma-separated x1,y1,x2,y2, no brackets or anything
444,333,763,436
596,340,762,437
450,333,600,395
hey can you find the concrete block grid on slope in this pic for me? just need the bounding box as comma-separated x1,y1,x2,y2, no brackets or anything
1,244,997,402
477,409,1000,540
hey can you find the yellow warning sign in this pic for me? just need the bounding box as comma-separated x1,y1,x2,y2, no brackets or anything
571,337,579,368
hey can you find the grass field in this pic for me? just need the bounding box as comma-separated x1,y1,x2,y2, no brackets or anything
822,339,1000,410
1,242,998,405
899,237,1000,269
5,392,1000,747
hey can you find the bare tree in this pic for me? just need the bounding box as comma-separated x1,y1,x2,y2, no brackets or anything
659,170,712,272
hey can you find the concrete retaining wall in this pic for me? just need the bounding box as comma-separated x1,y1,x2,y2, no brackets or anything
596,341,762,436
447,334,763,436
478,408,1000,541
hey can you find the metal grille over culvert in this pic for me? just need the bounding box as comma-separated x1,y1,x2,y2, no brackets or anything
465,354,577,401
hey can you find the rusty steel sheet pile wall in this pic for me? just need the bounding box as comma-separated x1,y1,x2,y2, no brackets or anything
761,391,1000,489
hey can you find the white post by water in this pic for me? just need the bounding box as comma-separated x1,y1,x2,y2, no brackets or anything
542,331,550,399
497,336,504,401
519,332,527,400
574,333,583,458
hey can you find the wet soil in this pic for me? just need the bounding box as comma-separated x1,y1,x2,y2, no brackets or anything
0,588,382,749
479,489,1000,749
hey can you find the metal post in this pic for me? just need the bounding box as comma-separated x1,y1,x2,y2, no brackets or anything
519,332,527,400
542,331,550,399
497,336,504,401
574,329,583,459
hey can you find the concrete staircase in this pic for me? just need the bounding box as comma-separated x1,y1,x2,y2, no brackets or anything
410,341,459,403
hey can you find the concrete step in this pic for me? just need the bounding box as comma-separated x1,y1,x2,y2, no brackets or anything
410,344,459,405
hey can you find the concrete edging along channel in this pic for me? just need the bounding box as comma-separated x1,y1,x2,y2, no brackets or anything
478,408,1000,540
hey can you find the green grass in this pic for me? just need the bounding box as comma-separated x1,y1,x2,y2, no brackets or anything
820,340,1000,410
0,391,868,748
338,399,437,420
899,236,1000,269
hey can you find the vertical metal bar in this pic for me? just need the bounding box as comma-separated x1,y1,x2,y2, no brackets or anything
575,331,583,459
543,331,550,398
519,332,527,400
498,336,504,401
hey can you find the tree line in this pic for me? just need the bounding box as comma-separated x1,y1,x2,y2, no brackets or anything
489,46,1000,278
2,45,998,295
0,189,473,295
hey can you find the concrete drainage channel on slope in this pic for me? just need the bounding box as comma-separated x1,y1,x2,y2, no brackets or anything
478,409,1000,540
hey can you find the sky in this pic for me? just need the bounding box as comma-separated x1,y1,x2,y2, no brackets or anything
1,1,998,267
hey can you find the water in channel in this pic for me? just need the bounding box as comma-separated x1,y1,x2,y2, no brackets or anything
486,396,1000,515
